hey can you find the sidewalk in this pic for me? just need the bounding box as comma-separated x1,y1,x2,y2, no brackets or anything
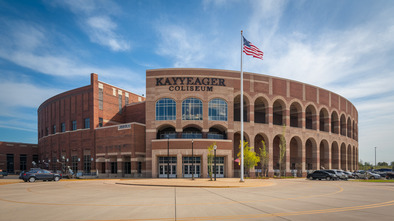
0,176,277,188
115,178,276,188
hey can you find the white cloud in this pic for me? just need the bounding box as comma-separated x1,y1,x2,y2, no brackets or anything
49,0,129,51
0,81,61,109
156,25,206,67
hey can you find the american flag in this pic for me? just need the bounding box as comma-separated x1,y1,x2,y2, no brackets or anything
243,36,263,60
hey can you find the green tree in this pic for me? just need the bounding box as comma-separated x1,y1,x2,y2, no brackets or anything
377,161,388,167
207,142,215,180
237,141,260,177
278,125,286,178
259,140,269,177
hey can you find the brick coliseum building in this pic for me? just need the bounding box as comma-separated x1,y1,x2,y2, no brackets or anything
37,68,358,178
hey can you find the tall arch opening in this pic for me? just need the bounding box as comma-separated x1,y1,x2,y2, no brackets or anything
290,137,302,176
254,97,267,124
273,100,285,126
331,142,339,169
233,132,249,176
305,138,317,171
273,135,286,175
331,112,339,134
290,102,302,128
234,95,249,122
319,108,329,132
347,145,352,171
305,105,317,130
320,140,329,169
340,115,346,136
347,118,352,138
254,134,269,177
341,143,347,170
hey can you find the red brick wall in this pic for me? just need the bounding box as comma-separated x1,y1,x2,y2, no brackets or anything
0,142,38,174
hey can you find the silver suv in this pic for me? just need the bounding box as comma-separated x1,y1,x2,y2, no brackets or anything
354,170,381,179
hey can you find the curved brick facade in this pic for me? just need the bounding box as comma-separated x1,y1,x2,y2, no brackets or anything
37,69,358,178
146,69,358,178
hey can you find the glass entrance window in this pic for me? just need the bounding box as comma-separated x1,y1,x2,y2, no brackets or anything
158,157,177,178
208,157,225,178
183,157,201,178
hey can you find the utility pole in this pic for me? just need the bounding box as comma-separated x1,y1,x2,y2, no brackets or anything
374,146,377,169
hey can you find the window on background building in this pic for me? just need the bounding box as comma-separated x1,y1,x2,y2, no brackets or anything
61,123,65,132
71,156,78,173
99,87,103,110
156,98,176,120
138,162,142,174
124,162,131,174
46,127,49,136
208,98,227,121
20,154,27,171
71,120,77,131
111,162,117,174
6,154,14,173
33,155,38,165
118,94,122,113
84,118,90,129
125,95,129,105
99,118,103,127
83,155,91,174
182,98,203,120
52,125,56,134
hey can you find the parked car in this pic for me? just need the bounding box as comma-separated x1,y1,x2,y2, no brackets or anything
307,170,337,180
354,170,381,179
343,171,354,179
385,172,394,179
373,168,393,177
19,168,62,182
322,169,346,180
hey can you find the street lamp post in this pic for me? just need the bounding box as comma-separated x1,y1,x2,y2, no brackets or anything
167,135,170,179
192,139,194,180
375,147,377,170
214,144,217,181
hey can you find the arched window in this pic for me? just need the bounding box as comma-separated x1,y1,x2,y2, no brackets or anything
156,98,176,120
209,98,227,121
182,98,203,120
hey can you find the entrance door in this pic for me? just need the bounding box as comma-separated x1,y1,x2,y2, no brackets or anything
209,157,225,178
183,157,201,178
158,157,177,178
7,154,14,174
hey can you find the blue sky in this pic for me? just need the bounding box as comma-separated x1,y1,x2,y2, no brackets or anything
0,0,393,164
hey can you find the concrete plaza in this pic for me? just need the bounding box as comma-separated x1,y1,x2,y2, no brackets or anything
0,177,393,220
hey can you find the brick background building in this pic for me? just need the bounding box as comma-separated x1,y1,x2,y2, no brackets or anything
2,68,358,178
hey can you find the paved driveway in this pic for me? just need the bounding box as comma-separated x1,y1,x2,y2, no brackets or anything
0,179,393,220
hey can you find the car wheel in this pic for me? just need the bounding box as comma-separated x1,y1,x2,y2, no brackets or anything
24,179,27,182
354,175,359,179
54,176,60,182
370,176,375,179
326,176,331,181
28,177,36,182
308,176,313,180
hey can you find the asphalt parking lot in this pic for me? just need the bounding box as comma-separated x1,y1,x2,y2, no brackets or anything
0,178,393,221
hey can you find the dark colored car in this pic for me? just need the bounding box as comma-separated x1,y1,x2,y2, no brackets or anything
307,170,337,181
20,168,61,182
373,168,392,177
385,172,394,179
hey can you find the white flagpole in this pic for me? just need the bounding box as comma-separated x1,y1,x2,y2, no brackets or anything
240,30,244,182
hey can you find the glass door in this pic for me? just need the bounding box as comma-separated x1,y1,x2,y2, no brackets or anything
183,157,201,178
158,157,177,178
